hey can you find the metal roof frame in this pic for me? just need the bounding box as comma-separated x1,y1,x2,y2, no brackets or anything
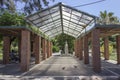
26,2,96,38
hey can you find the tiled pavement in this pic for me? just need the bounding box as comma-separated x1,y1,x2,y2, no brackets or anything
0,55,120,80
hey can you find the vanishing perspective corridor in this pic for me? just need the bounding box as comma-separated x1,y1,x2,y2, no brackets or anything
0,54,120,79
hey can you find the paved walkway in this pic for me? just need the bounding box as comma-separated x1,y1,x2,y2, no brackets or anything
0,55,120,80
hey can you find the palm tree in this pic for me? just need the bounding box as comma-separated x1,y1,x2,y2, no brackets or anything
98,10,119,24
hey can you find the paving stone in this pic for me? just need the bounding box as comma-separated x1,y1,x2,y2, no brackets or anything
0,55,120,80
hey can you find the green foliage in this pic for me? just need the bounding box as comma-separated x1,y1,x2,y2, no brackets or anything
100,43,113,55
0,0,55,15
22,0,54,14
10,38,18,52
52,46,59,52
0,52,2,60
0,11,26,26
97,10,120,24
110,52,117,61
0,11,48,37
100,43,117,61
52,33,75,54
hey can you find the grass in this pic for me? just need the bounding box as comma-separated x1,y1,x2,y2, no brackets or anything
101,51,117,61
109,52,117,61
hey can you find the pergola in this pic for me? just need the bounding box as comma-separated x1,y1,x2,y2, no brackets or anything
26,3,96,38
0,2,120,73
0,26,52,71
26,3,120,73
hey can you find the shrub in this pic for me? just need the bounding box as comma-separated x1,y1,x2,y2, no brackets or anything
100,44,113,55
52,46,59,52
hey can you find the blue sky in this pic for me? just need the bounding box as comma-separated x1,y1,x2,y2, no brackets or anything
17,0,120,18
49,0,120,18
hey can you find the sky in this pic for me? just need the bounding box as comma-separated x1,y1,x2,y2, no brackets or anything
48,0,120,18
17,0,120,18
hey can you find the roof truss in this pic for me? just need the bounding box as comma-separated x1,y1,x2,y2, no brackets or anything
26,3,96,38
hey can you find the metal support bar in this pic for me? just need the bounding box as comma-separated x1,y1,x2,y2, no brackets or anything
59,3,64,33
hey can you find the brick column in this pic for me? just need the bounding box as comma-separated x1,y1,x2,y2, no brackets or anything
31,35,35,56
42,38,47,60
76,39,78,57
45,39,48,58
41,38,44,60
47,40,49,58
79,38,83,60
76,39,79,58
49,41,51,57
84,36,89,64
46,40,49,58
20,30,30,71
78,39,80,58
74,40,77,57
116,35,120,64
18,37,21,62
50,42,52,56
47,40,50,58
104,37,109,60
91,29,101,72
32,40,35,56
34,35,41,64
3,36,10,64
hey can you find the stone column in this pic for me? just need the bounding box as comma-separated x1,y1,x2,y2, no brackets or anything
116,35,120,64
91,29,101,72
20,30,30,71
84,36,89,64
34,35,41,64
3,36,10,64
104,37,109,60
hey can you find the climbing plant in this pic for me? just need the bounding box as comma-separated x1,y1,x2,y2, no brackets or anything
0,11,26,26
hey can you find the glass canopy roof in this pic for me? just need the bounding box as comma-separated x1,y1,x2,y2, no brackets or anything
26,3,96,38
